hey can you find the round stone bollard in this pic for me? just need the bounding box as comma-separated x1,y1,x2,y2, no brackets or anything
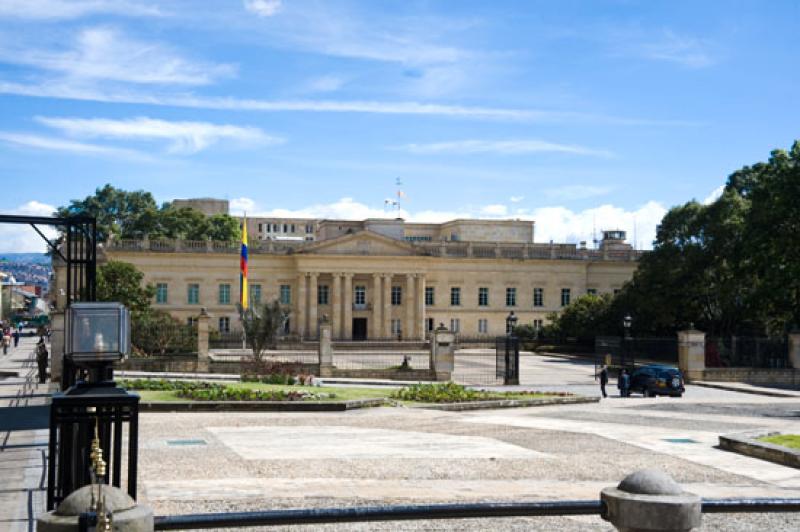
601,469,701,532
37,485,154,531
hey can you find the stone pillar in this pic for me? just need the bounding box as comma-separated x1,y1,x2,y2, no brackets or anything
308,273,319,340
405,274,415,341
788,333,800,369
49,310,65,386
382,274,392,338
343,274,353,340
371,273,382,339
318,319,333,377
601,469,701,532
296,273,307,338
197,308,210,372
416,274,426,340
678,329,706,382
431,325,456,381
331,273,342,339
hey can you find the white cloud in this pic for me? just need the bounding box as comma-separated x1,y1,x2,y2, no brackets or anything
231,196,667,249
509,196,524,203
243,0,281,18
544,185,612,201
1,27,234,85
702,184,725,205
35,116,282,154
230,197,257,215
0,0,162,19
397,139,613,157
0,201,58,253
0,131,145,159
636,30,713,68
304,75,346,93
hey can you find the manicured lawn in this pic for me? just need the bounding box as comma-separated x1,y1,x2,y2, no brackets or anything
758,434,800,449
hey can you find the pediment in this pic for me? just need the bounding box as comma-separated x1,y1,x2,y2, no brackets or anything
299,230,420,256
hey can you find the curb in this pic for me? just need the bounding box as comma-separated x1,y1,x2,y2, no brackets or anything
416,395,599,411
139,397,389,412
719,430,800,469
693,381,800,398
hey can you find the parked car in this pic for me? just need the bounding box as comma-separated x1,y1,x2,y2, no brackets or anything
629,364,684,397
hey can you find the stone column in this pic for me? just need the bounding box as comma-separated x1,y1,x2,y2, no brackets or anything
318,319,333,377
197,308,210,372
49,310,65,385
331,273,341,339
371,273,382,339
343,273,353,340
308,273,319,340
296,273,307,338
382,273,392,338
431,325,455,381
678,329,706,382
416,274,426,340
405,274,415,341
788,332,800,370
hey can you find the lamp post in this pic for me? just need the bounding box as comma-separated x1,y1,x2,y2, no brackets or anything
504,312,519,385
622,314,632,369
506,311,518,336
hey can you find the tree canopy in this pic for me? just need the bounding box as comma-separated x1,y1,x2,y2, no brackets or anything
96,260,155,313
57,184,241,242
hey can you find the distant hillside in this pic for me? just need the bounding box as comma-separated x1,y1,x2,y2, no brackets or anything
0,253,50,265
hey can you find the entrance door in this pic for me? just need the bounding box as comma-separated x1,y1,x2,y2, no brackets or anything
352,318,368,340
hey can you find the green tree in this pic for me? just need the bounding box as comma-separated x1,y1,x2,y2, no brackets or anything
207,213,241,241
57,184,158,242
240,300,290,361
547,294,616,340
96,260,155,313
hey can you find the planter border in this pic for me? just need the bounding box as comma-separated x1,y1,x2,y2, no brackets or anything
415,395,599,411
719,430,800,469
140,397,388,412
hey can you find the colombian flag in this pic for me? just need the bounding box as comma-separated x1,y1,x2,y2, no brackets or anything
240,217,249,309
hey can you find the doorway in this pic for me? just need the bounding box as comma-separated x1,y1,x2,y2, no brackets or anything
352,318,368,340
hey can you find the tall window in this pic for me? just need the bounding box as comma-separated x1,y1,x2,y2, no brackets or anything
533,287,544,307
280,284,291,305
450,287,461,306
450,318,460,332
425,286,435,306
283,223,288,233
391,286,402,305
478,287,489,307
218,317,230,333
306,224,314,234
354,285,366,305
587,288,597,296
478,318,488,334
506,287,517,307
187,283,199,305
219,284,231,305
290,224,296,233
533,319,543,330
250,284,262,306
426,318,434,332
391,319,402,336
318,284,329,305
561,288,571,307
156,283,168,304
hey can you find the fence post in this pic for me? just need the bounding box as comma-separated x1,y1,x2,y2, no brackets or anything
788,332,800,370
319,318,333,377
601,469,701,531
677,328,705,382
431,324,455,381
197,308,210,372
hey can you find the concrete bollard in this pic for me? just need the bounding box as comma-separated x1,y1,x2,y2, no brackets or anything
319,319,334,377
601,469,701,532
37,484,154,531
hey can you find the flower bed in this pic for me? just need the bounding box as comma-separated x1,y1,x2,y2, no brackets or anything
118,379,333,401
390,382,568,403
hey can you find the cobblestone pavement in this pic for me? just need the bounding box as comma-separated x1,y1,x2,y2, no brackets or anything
138,354,800,531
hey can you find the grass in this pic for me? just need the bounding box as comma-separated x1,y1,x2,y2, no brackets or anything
134,382,393,402
758,434,800,450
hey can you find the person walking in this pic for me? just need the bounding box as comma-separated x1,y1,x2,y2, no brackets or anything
36,338,49,384
618,368,631,398
2,328,10,355
12,327,20,348
598,364,609,398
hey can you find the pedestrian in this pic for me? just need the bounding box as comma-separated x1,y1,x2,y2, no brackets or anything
36,337,49,384
619,368,631,398
2,329,10,355
598,364,609,398
13,327,20,348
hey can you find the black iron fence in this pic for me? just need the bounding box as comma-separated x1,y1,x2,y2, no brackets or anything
706,336,789,368
452,350,504,386
595,336,678,367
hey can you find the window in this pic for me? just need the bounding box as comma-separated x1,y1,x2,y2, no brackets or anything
283,223,288,233
391,286,402,305
258,223,263,232
290,224,296,233
478,287,489,307
426,318,434,332
478,319,488,334
587,288,597,296
187,283,199,305
272,223,278,232
265,223,271,233
187,317,196,328
450,287,461,306
306,224,314,234
280,284,292,305
218,317,230,333
450,318,460,332
219,283,231,305
156,283,168,304
318,284,329,305
506,287,517,307
561,288,571,307
391,319,402,336
425,286,434,306
533,319,543,330
251,284,262,306
533,287,544,307
354,285,366,306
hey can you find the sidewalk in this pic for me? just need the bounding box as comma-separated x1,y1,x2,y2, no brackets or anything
0,336,52,532
693,380,800,398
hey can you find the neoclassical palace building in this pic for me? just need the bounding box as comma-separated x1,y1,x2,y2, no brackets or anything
55,200,642,340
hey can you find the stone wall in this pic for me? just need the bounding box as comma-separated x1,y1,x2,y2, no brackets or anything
702,368,800,388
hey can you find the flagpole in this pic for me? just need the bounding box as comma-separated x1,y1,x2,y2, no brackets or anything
240,213,248,351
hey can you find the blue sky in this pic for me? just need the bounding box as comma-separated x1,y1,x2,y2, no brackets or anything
0,0,798,252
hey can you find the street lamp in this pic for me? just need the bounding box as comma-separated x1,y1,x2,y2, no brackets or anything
506,311,518,336
622,314,632,369
504,311,519,385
